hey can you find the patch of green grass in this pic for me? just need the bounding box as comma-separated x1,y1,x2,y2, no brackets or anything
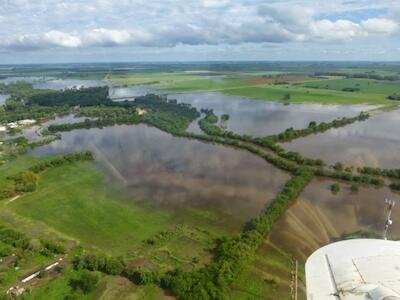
222,84,394,106
108,72,205,86
157,72,396,106
7,162,171,255
229,240,296,300
300,78,400,95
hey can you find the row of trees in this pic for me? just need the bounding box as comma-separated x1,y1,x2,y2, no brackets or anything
266,112,369,143
314,72,400,81
48,115,141,133
199,111,325,167
28,87,110,107
360,166,400,179
73,170,314,299
0,225,64,257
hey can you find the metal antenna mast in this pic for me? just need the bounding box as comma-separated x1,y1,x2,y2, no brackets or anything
384,199,395,240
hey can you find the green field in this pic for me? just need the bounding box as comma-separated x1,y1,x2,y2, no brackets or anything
300,78,400,95
229,240,297,300
108,71,398,106
222,84,394,105
161,75,395,105
2,160,171,255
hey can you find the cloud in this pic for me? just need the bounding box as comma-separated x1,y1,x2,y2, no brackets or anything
361,18,399,34
0,0,399,54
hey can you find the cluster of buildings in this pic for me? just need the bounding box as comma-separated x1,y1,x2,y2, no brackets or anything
0,119,35,132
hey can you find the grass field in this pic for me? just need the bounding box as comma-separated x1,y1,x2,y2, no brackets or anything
109,71,397,106
2,161,172,255
108,72,206,86
222,84,394,105
229,240,296,300
300,78,400,95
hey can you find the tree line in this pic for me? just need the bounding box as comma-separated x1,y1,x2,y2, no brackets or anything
0,151,94,200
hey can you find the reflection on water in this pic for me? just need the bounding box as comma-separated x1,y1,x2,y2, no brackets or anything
283,109,400,168
27,124,290,228
0,76,53,84
0,94,9,105
268,178,399,260
170,92,371,136
33,79,107,90
109,85,155,100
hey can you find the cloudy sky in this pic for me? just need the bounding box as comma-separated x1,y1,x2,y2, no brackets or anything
0,0,399,63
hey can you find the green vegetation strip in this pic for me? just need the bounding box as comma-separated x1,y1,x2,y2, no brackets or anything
0,151,93,200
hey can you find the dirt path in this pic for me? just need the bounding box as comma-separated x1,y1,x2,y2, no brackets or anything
6,195,20,204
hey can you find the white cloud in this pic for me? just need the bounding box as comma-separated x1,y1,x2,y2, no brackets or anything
361,18,399,35
43,31,82,48
0,0,399,57
311,20,364,42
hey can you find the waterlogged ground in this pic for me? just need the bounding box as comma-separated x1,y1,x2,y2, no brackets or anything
33,78,107,90
4,76,400,298
3,114,89,142
283,108,400,168
0,94,9,105
28,124,290,230
268,178,400,261
170,92,372,136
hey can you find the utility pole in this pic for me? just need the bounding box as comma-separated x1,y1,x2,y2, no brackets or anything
384,199,395,240
290,256,298,300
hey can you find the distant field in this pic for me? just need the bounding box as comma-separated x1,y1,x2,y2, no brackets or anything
110,71,396,106
108,72,206,86
222,84,394,105
299,78,400,95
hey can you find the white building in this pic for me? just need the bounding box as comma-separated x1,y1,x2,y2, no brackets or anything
306,239,400,299
17,119,35,126
7,122,18,129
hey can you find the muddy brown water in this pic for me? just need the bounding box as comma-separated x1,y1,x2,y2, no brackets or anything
268,178,400,261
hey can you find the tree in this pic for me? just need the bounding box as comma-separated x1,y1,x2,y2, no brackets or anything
330,183,340,194
69,270,99,294
333,162,344,172
350,184,359,193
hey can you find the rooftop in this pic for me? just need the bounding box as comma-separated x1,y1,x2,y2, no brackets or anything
306,239,400,300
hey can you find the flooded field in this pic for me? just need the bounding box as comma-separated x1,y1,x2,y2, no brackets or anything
283,109,400,168
28,124,290,230
268,177,399,260
0,76,53,84
109,85,155,100
0,94,9,105
33,78,107,90
4,114,89,142
170,92,371,136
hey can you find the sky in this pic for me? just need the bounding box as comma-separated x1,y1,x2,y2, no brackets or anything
0,0,399,63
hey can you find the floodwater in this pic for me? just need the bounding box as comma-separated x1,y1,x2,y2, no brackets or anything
28,124,290,230
169,92,372,136
33,79,107,90
6,114,89,142
268,178,400,260
109,85,155,100
0,76,53,84
0,94,9,105
283,109,400,168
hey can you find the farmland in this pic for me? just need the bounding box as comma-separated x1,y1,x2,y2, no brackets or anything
1,62,400,299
